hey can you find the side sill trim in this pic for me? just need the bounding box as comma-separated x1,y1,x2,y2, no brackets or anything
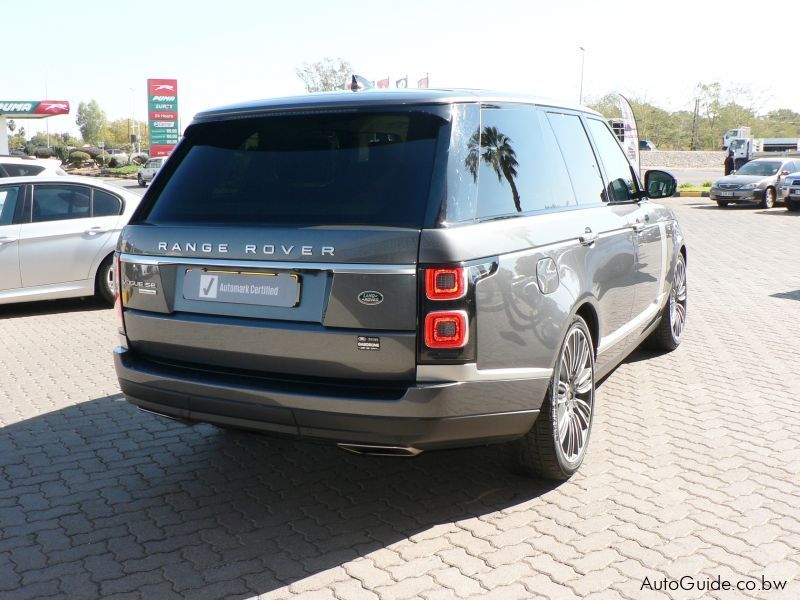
597,294,665,356
417,363,552,383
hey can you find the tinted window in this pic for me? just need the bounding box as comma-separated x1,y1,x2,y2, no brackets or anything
143,110,448,228
473,106,576,220
1,164,45,177
32,185,91,222
546,113,605,205
93,189,123,216
586,119,639,201
145,160,157,169
0,185,21,225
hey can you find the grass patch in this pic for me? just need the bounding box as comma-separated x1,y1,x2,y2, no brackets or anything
101,165,140,175
678,185,711,193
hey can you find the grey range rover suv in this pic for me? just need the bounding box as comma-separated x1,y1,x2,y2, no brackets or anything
113,89,686,480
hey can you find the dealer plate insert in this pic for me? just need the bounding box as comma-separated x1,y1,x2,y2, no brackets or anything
357,336,381,351
183,268,301,308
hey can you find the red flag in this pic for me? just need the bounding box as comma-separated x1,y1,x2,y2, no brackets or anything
417,75,429,89
377,78,389,89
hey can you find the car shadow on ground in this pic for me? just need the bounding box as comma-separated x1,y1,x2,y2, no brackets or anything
770,290,800,301
753,209,800,217
0,297,109,320
0,396,558,598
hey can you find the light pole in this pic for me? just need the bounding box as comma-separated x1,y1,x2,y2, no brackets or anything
579,46,586,105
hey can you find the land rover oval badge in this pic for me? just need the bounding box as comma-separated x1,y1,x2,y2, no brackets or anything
358,291,384,306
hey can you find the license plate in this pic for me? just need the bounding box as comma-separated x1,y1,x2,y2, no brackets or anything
720,191,734,197
182,268,300,307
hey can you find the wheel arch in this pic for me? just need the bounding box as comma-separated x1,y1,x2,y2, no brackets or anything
573,300,600,358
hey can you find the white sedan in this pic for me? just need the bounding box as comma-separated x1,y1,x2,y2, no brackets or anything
0,176,141,305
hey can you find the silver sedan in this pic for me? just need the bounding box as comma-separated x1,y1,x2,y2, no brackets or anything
0,175,141,305
710,157,800,208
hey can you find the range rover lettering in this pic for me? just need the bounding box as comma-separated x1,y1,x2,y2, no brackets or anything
113,89,686,480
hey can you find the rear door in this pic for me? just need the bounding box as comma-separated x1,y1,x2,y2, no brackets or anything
119,107,450,382
0,183,23,290
18,183,119,287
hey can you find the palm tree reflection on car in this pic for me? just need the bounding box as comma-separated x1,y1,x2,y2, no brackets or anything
466,126,522,212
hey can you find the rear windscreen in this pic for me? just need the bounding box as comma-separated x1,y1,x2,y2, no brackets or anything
141,110,448,228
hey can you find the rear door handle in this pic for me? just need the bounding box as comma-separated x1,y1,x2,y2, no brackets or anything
0,236,17,246
84,227,110,236
578,228,598,246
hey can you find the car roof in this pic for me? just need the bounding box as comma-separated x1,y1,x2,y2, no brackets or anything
192,88,601,122
0,174,140,198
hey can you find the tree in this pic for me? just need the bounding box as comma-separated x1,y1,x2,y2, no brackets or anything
76,100,107,144
295,57,353,92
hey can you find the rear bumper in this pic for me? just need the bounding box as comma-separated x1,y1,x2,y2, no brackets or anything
114,347,547,450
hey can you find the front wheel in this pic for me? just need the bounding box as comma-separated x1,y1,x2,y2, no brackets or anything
137,174,145,187
647,252,687,351
96,255,115,305
762,187,775,209
716,201,729,207
787,200,800,212
514,316,595,480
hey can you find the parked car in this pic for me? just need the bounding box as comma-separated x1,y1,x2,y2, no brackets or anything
639,140,657,151
0,176,141,305
137,157,167,187
781,171,800,212
113,89,686,480
0,156,66,178
710,157,800,208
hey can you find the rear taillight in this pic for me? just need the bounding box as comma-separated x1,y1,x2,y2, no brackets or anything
425,267,466,300
425,311,468,348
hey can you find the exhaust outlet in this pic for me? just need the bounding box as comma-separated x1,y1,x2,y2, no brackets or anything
337,443,422,457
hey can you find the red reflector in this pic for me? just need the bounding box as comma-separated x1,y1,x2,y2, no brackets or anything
425,267,466,300
425,311,468,348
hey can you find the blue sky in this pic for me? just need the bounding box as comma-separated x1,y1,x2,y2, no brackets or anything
6,0,799,137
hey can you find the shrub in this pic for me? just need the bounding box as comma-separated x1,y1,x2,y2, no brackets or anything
95,154,110,167
34,147,54,159
53,146,70,163
79,146,101,159
69,151,91,166
702,181,713,187
108,156,128,168
131,153,148,165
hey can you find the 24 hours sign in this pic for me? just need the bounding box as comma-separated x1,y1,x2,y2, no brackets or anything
147,79,179,157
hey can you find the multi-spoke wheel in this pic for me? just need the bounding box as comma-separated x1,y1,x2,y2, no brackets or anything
647,252,687,351
515,315,595,480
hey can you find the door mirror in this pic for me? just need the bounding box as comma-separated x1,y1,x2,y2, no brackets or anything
780,170,790,176
644,170,677,199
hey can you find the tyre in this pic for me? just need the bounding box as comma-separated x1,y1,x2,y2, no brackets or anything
646,252,687,352
716,201,729,207
787,200,800,212
137,174,145,187
95,255,115,305
514,316,595,480
762,187,775,209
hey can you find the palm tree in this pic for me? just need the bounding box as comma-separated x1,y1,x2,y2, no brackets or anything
465,126,522,212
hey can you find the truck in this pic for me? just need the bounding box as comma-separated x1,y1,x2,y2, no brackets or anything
722,127,800,153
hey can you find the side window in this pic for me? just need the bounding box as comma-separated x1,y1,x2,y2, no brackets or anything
145,160,155,169
545,112,606,205
32,185,91,223
473,106,576,220
92,189,123,217
1,164,45,177
0,185,21,225
586,119,639,202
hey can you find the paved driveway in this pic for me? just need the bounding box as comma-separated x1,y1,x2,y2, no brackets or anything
1,198,798,599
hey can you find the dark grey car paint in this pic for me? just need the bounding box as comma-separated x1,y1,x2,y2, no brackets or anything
115,91,686,449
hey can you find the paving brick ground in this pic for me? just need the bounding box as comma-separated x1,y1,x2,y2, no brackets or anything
1,197,799,600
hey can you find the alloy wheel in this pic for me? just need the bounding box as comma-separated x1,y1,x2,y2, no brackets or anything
669,257,687,341
555,327,594,463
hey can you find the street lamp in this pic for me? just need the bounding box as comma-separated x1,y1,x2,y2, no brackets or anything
579,46,586,105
